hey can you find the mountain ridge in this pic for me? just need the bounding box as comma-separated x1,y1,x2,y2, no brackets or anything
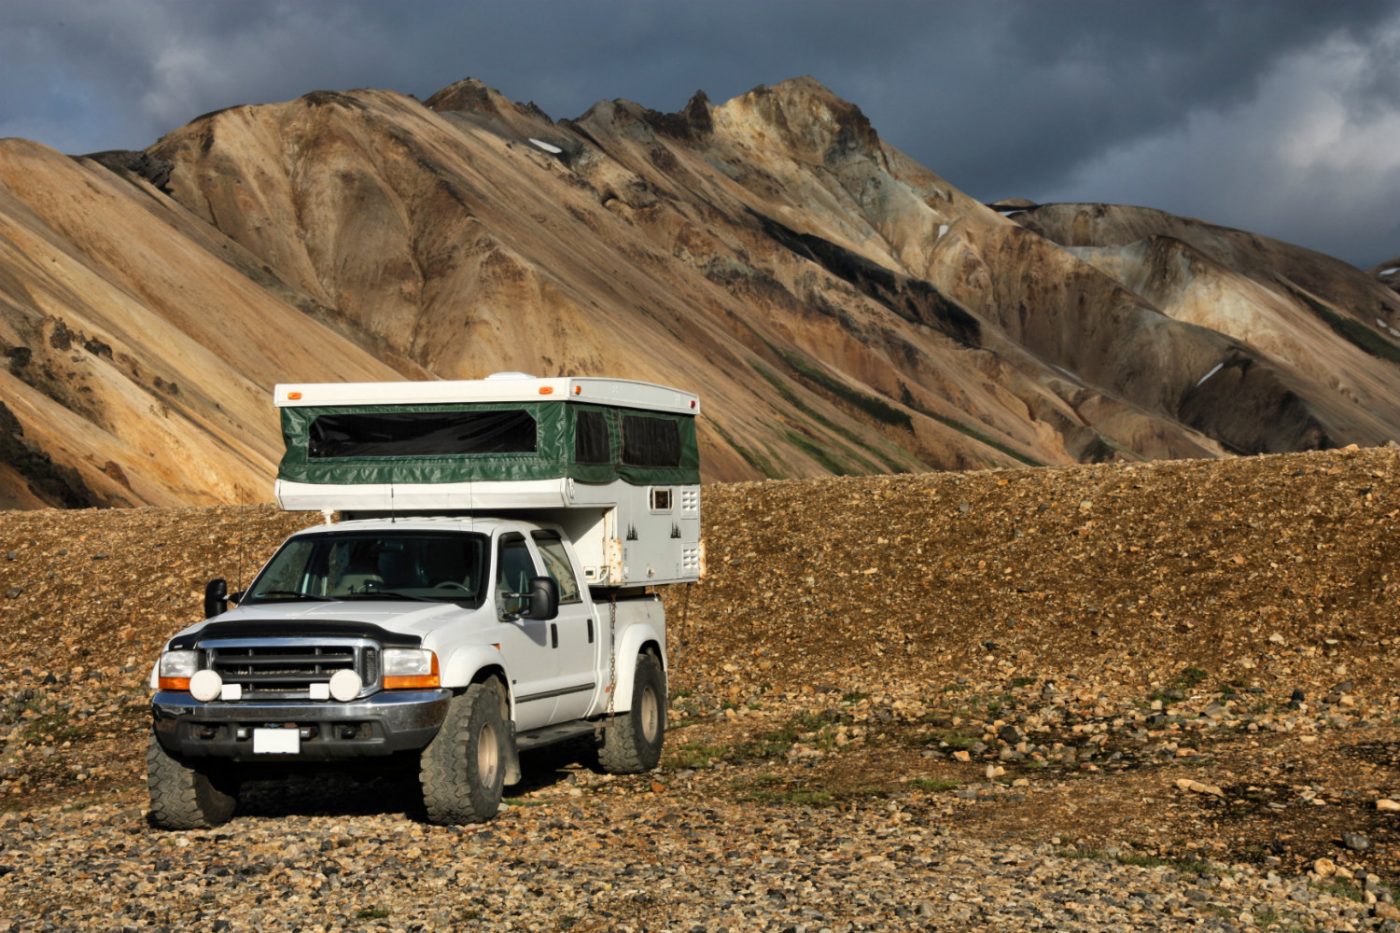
1,75,1397,507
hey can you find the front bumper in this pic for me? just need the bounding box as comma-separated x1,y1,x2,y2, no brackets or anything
151,689,450,761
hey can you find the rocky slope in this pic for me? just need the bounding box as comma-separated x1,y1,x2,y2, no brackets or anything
1377,255,1400,296
3,77,1400,507
1014,203,1400,448
0,448,1397,928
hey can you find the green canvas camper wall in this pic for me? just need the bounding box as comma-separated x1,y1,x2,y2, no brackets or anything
274,374,702,587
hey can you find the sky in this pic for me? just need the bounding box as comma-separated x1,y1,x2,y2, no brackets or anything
2,0,1397,267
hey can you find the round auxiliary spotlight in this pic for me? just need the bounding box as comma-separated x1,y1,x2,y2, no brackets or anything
189,669,224,703
328,669,363,702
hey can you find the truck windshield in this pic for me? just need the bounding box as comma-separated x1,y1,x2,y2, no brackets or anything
243,530,489,607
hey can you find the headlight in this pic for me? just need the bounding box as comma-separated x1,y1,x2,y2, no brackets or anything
157,650,199,691
382,649,440,689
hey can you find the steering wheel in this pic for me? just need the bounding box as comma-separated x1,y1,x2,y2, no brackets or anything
433,581,472,592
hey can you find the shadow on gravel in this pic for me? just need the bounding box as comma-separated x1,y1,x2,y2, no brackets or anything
508,739,604,796
227,742,598,821
1344,740,1400,771
236,769,424,819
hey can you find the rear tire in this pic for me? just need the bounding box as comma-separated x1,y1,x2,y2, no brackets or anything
420,680,507,824
146,733,238,829
599,652,666,774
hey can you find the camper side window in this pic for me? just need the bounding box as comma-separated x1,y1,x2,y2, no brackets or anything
308,410,537,458
621,415,681,468
574,410,610,464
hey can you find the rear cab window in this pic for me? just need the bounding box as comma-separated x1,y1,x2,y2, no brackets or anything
532,530,582,604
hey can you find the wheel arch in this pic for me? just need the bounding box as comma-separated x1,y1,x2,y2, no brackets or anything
481,666,512,720
440,648,512,716
611,624,667,714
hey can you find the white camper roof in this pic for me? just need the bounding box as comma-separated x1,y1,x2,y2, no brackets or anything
274,374,701,415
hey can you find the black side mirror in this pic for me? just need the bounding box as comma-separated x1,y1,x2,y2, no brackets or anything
525,576,559,621
204,578,228,619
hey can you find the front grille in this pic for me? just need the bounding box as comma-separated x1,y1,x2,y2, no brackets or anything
203,639,379,699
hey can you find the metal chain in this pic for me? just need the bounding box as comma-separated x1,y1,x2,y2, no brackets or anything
675,582,692,677
606,591,618,719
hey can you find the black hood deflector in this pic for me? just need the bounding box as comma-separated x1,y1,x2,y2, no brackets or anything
168,618,423,651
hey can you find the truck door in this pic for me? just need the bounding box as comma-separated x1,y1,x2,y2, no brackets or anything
532,530,599,723
494,532,556,731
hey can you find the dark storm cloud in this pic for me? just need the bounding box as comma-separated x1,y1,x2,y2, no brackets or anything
1,1,1397,265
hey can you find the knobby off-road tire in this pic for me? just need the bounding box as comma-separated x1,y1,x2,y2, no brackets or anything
419,680,507,824
146,733,238,829
599,652,666,774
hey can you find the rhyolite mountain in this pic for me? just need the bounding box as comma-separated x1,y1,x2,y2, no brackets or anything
1376,255,1400,296
1,76,1398,507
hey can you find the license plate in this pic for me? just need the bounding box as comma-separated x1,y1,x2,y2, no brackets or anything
252,728,300,755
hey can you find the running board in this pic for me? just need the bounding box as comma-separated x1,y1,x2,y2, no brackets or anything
514,719,604,752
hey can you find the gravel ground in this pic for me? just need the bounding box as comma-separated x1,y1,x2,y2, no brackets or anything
1,447,1398,929
0,779,1389,932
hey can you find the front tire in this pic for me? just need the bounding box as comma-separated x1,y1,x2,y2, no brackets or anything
419,680,507,824
599,652,666,774
146,733,238,829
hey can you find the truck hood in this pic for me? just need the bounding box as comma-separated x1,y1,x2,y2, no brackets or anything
163,600,488,650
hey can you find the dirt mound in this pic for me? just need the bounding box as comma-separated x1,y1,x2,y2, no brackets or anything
681,445,1399,696
0,447,1393,792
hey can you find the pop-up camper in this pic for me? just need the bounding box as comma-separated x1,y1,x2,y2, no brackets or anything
273,373,702,586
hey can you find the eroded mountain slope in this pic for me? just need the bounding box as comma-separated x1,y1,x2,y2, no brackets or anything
0,139,399,507
1376,253,1400,296
1016,203,1400,446
2,77,1398,506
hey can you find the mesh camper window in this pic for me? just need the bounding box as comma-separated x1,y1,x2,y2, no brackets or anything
621,414,681,468
308,410,538,458
573,410,610,464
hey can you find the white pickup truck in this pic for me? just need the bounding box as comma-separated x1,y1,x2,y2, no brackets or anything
149,515,666,827
147,375,700,828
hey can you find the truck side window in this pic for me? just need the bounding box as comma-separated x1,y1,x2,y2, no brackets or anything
496,534,536,614
532,531,581,604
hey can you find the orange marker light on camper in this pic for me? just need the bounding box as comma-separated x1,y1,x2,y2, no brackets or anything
574,385,582,395
287,391,302,400
539,386,554,395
